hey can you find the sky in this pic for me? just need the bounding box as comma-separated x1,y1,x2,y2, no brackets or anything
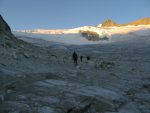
0,0,150,30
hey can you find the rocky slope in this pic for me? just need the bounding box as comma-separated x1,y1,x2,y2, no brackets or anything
0,14,57,73
123,17,150,26
0,15,18,48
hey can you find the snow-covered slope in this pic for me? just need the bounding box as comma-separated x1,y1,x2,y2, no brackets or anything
16,18,150,45
14,26,150,45
18,17,150,39
14,32,110,45
18,25,150,37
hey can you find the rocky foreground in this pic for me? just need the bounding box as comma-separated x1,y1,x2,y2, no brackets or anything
0,15,150,113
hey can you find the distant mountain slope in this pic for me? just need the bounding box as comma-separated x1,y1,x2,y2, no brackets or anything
101,17,150,27
123,17,150,26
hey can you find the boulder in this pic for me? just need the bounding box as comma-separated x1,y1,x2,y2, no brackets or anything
23,52,30,58
12,52,17,59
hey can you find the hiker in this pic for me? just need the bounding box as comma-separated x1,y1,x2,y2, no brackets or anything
80,56,83,62
87,56,90,61
72,51,78,66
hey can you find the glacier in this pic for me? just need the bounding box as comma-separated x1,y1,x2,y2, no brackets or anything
15,25,150,45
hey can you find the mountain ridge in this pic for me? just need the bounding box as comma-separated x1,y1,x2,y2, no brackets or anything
101,17,150,27
18,17,150,34
17,17,150,40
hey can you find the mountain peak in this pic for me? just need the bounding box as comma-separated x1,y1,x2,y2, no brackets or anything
101,19,119,27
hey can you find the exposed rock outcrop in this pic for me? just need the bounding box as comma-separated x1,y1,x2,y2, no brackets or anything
0,15,12,34
80,30,101,41
80,30,109,41
0,15,19,48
